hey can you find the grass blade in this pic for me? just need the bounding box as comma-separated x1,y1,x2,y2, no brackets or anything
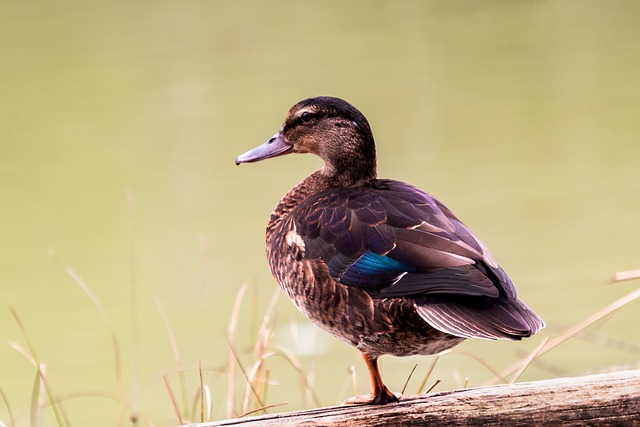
226,282,250,418
29,364,44,427
491,286,640,384
0,385,15,427
127,188,140,424
162,375,183,425
401,364,418,395
49,251,123,400
610,269,640,283
510,337,549,384
154,297,188,420
2,298,69,427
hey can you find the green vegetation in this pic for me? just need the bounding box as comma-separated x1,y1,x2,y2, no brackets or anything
1,265,638,426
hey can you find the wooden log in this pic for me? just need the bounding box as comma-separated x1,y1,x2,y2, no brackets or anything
183,370,640,426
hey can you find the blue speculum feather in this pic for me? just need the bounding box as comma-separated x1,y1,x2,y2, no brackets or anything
355,251,412,272
339,250,416,289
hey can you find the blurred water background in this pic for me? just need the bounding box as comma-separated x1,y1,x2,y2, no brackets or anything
1,1,639,425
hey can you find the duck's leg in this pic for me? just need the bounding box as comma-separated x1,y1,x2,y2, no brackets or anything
344,351,399,405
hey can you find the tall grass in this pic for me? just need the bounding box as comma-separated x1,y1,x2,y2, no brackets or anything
0,267,638,426
1,297,69,427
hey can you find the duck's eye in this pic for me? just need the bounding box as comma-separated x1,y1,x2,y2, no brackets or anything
300,112,313,123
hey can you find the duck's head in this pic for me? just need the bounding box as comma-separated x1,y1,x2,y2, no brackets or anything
236,96,377,185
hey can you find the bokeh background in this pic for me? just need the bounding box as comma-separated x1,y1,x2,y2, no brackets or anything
1,1,639,426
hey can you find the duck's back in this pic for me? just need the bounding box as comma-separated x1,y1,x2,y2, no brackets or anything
266,178,544,355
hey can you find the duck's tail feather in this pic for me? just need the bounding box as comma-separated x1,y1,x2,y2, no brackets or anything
415,296,545,340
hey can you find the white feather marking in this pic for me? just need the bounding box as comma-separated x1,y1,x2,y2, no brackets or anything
390,271,408,286
285,229,306,256
439,250,475,264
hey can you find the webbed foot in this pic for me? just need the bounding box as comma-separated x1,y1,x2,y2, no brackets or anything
344,352,400,405
344,388,400,405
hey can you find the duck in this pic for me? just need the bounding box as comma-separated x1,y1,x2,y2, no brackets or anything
235,96,544,405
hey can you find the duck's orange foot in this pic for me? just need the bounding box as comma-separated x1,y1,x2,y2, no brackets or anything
343,388,400,405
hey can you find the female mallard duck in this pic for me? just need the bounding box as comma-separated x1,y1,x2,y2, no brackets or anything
236,96,544,405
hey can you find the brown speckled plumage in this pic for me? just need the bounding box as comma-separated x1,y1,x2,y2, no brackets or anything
236,96,544,404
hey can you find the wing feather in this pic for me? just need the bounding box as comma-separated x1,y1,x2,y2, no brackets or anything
293,178,543,339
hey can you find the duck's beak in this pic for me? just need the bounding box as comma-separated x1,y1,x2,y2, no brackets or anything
235,125,292,165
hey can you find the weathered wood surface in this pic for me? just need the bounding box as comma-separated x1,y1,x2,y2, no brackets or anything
183,370,640,426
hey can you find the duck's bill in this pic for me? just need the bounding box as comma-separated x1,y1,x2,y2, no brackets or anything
235,125,292,164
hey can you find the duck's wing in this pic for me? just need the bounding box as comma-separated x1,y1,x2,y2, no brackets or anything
293,179,544,339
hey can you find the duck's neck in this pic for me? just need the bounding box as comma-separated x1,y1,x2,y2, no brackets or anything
266,172,327,235
266,168,375,236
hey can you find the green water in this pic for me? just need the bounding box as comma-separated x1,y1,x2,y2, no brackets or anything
1,1,639,425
